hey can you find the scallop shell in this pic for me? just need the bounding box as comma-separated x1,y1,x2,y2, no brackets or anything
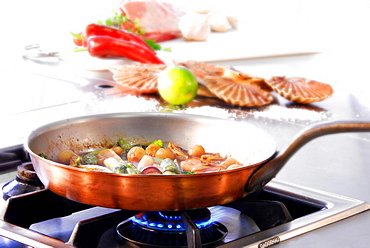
174,60,225,83
266,76,334,104
236,71,274,92
204,76,274,107
197,84,217,98
111,64,167,94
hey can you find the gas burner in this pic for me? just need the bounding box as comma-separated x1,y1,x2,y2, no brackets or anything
117,209,227,247
0,145,369,248
2,162,44,200
132,209,213,231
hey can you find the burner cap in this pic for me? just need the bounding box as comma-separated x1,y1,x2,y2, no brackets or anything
2,162,44,200
17,162,42,184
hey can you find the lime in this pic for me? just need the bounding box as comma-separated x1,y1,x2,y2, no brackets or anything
157,65,198,105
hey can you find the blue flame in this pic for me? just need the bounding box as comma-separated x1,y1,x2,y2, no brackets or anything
131,211,214,231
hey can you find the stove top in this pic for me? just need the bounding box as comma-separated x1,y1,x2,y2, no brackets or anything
0,180,368,248
0,150,368,248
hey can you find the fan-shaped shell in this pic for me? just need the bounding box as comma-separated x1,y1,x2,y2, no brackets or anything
236,71,274,92
266,76,334,104
197,84,217,98
204,76,274,107
111,64,167,94
174,60,225,83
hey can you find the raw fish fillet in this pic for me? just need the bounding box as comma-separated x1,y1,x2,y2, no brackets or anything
120,0,185,42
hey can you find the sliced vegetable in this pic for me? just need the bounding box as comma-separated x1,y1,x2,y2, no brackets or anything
141,166,162,175
82,148,105,165
150,139,164,147
118,138,133,150
126,163,141,174
104,157,140,174
159,158,181,174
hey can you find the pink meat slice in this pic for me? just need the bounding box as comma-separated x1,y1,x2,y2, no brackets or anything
120,0,185,42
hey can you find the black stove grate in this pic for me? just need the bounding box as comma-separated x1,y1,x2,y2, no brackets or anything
0,187,316,248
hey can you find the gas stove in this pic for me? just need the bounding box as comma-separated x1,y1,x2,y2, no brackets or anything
0,145,369,248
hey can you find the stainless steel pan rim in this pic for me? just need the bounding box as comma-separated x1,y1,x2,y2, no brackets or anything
24,112,277,175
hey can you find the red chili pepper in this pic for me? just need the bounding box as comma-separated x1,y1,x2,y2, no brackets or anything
85,23,155,55
87,35,165,64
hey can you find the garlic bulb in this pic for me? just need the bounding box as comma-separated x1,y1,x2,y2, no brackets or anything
226,13,238,29
208,12,230,32
179,12,211,41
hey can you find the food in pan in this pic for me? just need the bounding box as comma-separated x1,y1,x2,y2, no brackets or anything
52,139,243,175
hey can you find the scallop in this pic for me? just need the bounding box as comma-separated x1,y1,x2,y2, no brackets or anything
266,76,334,104
204,76,274,107
197,84,217,97
109,61,335,107
236,71,274,92
174,60,225,83
110,64,167,94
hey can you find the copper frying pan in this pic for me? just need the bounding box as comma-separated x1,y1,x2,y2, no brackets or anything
24,113,370,211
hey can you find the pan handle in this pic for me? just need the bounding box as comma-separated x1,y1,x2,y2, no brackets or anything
245,121,370,193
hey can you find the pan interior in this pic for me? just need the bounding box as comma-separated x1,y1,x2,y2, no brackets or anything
26,113,277,167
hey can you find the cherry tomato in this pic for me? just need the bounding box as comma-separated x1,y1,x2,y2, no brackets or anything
120,22,137,33
72,32,87,47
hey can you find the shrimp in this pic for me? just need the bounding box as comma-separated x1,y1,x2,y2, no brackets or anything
127,146,146,163
181,158,228,173
180,158,203,172
167,142,189,161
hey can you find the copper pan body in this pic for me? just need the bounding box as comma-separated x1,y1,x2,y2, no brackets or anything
24,113,276,211
25,113,370,210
